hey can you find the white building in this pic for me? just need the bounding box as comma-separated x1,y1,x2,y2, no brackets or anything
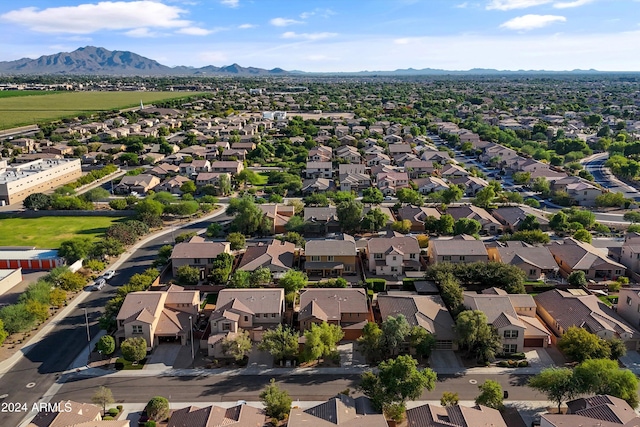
0,159,82,205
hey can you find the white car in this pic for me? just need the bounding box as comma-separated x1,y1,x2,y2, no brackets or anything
93,278,106,291
103,270,115,280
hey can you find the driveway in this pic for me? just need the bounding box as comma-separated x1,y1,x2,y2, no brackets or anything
338,342,366,367
620,350,640,370
246,346,273,369
144,343,182,370
429,350,464,370
523,348,555,369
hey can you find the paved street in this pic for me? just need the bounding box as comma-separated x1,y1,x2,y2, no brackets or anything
583,152,640,201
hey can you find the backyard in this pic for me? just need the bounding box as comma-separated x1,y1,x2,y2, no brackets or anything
0,215,124,248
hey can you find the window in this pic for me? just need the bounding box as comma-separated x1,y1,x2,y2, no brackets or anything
410,253,416,259
628,296,633,306
391,267,398,272
207,258,215,263
503,330,519,339
374,253,383,260
193,258,201,264
392,256,397,261
503,344,517,354
327,256,334,262
222,323,231,331
615,270,622,275
529,269,537,276
310,256,320,262
459,256,465,261
244,316,248,322
271,313,276,318
132,325,143,334
442,256,451,261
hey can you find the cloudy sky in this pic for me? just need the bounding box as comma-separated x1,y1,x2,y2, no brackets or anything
1,0,639,71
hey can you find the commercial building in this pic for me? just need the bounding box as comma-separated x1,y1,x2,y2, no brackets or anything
0,247,64,270
0,159,82,205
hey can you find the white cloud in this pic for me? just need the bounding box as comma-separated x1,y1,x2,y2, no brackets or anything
500,14,566,30
124,27,160,38
220,0,239,7
487,0,552,10
0,1,192,34
198,51,229,64
553,0,594,8
456,2,470,8
175,27,213,36
281,31,337,40
238,23,256,29
269,17,303,27
300,8,336,19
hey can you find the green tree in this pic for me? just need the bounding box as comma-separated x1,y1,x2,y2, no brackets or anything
438,273,464,316
0,319,8,346
0,304,35,334
408,326,436,360
304,193,329,207
58,237,93,263
121,337,147,363
175,265,200,286
513,171,531,185
440,392,459,407
250,267,272,287
180,180,196,194
549,211,568,232
58,272,86,292
456,310,502,363
226,196,272,236
260,378,292,422
206,223,222,238
453,218,481,236
567,271,587,287
91,386,114,417
524,198,541,208
222,330,252,361
396,188,424,206
303,322,344,361
573,229,592,243
472,186,495,209
229,270,251,288
337,199,363,233
362,187,384,204
623,211,640,223
281,231,306,247
25,300,49,322
96,335,115,356
258,324,299,363
227,232,246,250
529,367,578,414
441,185,464,205
135,198,164,217
217,173,232,196
475,380,504,410
532,177,551,195
567,209,596,229
82,187,110,202
519,214,540,231
278,269,307,294
23,193,52,210
573,358,639,408
392,219,412,234
358,355,436,414
357,321,383,363
361,208,389,232
503,229,550,245
381,314,411,357
607,337,627,360
146,396,170,422
49,288,67,307
437,214,455,235
558,326,610,362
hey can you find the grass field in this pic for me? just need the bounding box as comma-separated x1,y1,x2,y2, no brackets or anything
0,91,200,130
0,216,124,248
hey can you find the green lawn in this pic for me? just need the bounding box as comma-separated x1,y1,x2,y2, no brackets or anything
0,91,201,129
252,172,270,186
0,216,124,248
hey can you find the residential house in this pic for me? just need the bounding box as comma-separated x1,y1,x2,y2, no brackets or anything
288,395,388,427
210,160,244,175
340,172,371,192
335,145,362,163
304,206,341,234
170,236,232,276
41,144,73,156
304,233,357,277
179,159,211,177
208,288,285,355
237,240,295,279
547,238,626,280
413,176,449,194
367,234,421,275
492,206,550,232
464,288,550,351
28,400,129,427
405,403,507,427
535,289,639,349
195,172,229,187
302,178,335,194
377,292,458,350
445,205,502,234
308,145,333,162
305,161,333,179
258,203,295,234
439,163,469,179
298,288,370,339
384,134,404,144
115,285,200,349
427,235,489,264
397,205,441,232
113,174,160,194
421,150,452,164
221,148,247,161
615,232,640,281
167,403,267,427
487,241,558,281
404,160,436,178
615,287,640,332
450,176,489,196
376,171,410,196
155,175,191,195
551,176,602,206
365,153,391,167
541,395,640,427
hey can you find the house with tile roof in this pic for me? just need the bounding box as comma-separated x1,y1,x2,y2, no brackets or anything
405,403,507,427
170,236,232,277
377,292,458,350
258,203,295,234
397,205,441,232
464,287,550,351
367,234,421,275
237,240,295,279
427,235,489,265
298,288,370,339
305,161,333,179
376,171,410,196
613,232,640,282
413,176,449,195
444,205,502,235
304,234,357,277
303,206,341,234
28,400,129,427
449,176,489,197
535,289,639,349
547,238,626,280
167,403,267,427
541,395,640,427
115,285,200,350
113,174,160,194
288,394,388,427
492,205,550,232
487,241,558,281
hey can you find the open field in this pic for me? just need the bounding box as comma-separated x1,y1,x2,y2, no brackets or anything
0,91,199,129
0,215,124,248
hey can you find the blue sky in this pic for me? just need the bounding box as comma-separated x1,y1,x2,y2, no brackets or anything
1,0,639,71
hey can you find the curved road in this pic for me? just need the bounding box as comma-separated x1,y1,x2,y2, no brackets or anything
0,208,230,427
583,153,640,201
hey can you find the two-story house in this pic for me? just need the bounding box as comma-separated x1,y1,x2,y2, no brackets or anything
305,161,333,179
614,232,640,282
548,238,626,281
170,236,232,277
367,234,421,275
304,234,357,277
376,171,410,196
298,288,370,339
115,285,200,350
487,241,558,281
427,235,489,264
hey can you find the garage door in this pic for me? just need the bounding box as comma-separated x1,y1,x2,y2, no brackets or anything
435,340,453,350
524,338,544,347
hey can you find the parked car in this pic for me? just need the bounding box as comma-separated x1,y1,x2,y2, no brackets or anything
103,270,115,280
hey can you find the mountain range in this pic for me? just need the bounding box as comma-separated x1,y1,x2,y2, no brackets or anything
0,46,606,76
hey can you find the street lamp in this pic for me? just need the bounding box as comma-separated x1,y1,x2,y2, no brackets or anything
189,315,194,368
83,308,90,343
